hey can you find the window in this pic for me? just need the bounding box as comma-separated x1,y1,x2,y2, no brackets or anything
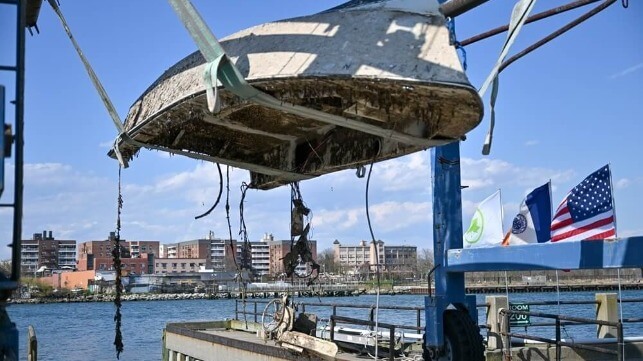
162,263,167,268
172,263,177,268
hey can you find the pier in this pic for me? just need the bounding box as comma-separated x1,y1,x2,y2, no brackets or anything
162,292,643,361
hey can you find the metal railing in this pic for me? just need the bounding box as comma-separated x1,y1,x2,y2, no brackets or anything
499,308,624,361
330,315,399,361
234,299,424,334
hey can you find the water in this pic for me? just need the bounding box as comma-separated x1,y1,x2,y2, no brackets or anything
6,291,643,361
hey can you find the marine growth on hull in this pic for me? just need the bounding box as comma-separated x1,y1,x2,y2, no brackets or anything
112,0,483,189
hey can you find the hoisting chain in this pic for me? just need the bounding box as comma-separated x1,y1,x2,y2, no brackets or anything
112,166,124,359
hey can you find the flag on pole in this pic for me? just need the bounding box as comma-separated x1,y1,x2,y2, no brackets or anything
463,190,504,248
550,165,615,242
503,182,552,245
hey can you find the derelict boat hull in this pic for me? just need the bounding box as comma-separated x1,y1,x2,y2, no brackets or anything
113,1,483,189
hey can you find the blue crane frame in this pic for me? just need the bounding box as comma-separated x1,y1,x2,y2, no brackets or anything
425,140,643,350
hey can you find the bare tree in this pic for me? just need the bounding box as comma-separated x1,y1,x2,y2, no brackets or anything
416,248,434,279
317,248,339,274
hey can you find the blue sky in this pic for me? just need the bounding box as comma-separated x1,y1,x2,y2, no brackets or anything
0,0,641,260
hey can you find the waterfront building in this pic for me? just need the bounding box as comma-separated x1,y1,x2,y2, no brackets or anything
208,232,237,271
333,240,416,275
159,243,177,258
159,235,214,268
249,234,272,276
20,230,76,275
268,236,317,277
128,240,160,258
153,258,208,274
77,232,156,274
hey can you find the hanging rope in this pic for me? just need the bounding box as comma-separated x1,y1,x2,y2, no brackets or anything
225,167,238,271
112,166,124,359
238,182,251,327
363,143,382,359
239,182,251,271
194,163,223,219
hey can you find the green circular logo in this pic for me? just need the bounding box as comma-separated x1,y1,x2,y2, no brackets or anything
464,209,484,244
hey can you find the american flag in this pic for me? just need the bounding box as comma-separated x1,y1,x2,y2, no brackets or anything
550,165,616,242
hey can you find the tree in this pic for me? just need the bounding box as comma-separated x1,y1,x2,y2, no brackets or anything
0,259,11,277
317,248,339,274
416,248,434,280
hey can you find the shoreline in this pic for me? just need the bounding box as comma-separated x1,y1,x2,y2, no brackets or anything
8,282,643,305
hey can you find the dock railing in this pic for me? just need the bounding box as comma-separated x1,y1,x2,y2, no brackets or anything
330,314,399,361
234,299,424,334
498,308,623,361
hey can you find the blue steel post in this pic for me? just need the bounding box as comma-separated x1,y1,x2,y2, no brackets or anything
425,142,467,348
0,308,19,361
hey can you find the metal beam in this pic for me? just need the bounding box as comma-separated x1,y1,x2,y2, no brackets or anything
447,237,643,272
440,0,491,18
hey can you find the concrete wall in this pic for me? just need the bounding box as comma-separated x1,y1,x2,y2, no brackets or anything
41,270,96,290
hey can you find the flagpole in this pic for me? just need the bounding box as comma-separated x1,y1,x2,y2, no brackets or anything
498,188,504,238
607,163,618,238
548,179,553,242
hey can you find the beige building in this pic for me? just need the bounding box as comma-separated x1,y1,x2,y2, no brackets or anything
128,241,160,258
333,240,416,274
154,258,208,274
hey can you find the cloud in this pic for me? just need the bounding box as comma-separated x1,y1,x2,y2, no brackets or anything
614,178,631,189
609,62,643,79
0,155,603,260
460,158,575,191
524,140,539,147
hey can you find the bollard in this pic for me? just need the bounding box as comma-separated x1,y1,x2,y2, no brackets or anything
486,295,508,350
499,309,511,361
27,325,37,361
595,293,618,338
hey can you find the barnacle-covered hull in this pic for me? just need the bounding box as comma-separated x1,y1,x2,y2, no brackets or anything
112,1,483,189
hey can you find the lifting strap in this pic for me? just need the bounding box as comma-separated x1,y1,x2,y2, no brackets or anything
47,0,128,166
477,0,537,155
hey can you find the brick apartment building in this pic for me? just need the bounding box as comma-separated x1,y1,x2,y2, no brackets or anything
77,232,158,275
20,230,76,275
268,236,317,277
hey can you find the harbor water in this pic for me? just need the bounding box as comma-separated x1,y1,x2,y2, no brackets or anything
7,290,643,361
